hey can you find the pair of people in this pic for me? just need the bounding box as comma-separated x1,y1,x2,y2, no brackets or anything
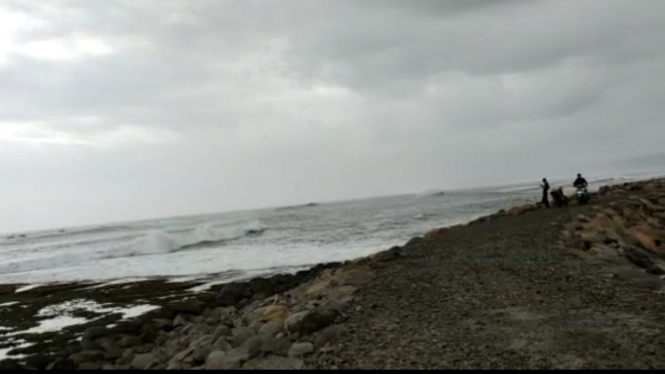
540,174,587,208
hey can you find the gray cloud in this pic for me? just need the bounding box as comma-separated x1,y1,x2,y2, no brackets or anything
0,0,664,232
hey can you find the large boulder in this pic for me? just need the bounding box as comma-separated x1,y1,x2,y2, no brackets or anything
296,305,339,335
284,311,309,334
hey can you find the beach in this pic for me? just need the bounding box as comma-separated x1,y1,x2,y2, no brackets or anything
0,178,664,369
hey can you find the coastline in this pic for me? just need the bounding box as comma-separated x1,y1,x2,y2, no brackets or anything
1,178,664,369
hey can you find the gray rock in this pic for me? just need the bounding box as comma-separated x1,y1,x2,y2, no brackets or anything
298,306,339,335
173,314,188,327
213,325,232,340
261,337,290,356
242,356,304,370
166,362,184,370
82,326,111,342
259,320,284,337
118,335,142,349
241,335,265,360
101,364,122,370
131,353,157,370
188,334,213,350
212,337,232,352
78,362,102,370
204,351,227,370
314,325,346,349
284,311,309,333
249,321,264,333
220,347,250,369
231,326,255,347
288,342,314,357
69,350,105,365
170,347,195,364
100,339,123,360
192,345,212,364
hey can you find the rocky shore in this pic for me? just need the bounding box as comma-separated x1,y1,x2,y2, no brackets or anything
1,179,664,370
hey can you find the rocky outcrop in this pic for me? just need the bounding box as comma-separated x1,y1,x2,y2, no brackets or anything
4,259,364,370
562,179,665,275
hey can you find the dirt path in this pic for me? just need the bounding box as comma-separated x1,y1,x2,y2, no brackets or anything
307,200,665,369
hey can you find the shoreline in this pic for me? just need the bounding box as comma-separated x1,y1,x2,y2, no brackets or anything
1,177,664,369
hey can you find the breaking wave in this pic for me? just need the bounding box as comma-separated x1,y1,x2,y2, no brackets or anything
0,221,265,275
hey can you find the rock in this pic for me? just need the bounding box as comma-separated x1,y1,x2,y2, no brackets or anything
625,225,665,254
213,325,232,340
249,321,264,333
241,335,265,360
131,353,157,370
261,337,290,356
231,327,255,347
191,346,212,364
170,347,195,364
341,268,374,286
217,283,250,307
45,358,76,370
508,204,536,215
284,311,309,333
314,325,346,349
204,351,227,370
212,337,232,352
189,335,213,350
623,244,654,269
242,356,304,370
78,362,102,370
82,326,111,343
259,320,285,337
297,305,340,335
288,342,314,357
172,301,206,315
254,305,289,323
118,335,142,349
69,350,105,365
151,318,172,330
371,247,401,263
0,359,22,370
173,314,188,327
100,339,123,360
220,347,250,369
111,321,143,335
405,237,423,247
166,362,184,370
646,264,665,275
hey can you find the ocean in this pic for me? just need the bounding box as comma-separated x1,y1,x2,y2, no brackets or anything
0,171,662,286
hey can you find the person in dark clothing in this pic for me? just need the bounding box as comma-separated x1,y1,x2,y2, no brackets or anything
573,173,588,191
540,178,550,208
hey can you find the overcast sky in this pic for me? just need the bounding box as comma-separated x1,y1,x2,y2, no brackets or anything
1,0,664,232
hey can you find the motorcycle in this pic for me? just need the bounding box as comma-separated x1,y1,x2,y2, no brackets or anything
575,186,590,205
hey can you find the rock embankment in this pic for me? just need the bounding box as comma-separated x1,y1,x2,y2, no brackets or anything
562,179,665,276
1,249,404,370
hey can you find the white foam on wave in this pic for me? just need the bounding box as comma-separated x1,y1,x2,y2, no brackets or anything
0,220,265,276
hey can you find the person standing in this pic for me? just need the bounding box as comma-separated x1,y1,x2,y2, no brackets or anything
540,178,550,208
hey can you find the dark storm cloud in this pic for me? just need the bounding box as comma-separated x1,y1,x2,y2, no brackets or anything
0,0,663,232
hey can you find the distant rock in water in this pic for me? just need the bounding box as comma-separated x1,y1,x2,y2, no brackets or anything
431,191,446,197
275,203,319,211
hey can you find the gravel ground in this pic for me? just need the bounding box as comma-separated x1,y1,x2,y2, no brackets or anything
307,200,665,369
